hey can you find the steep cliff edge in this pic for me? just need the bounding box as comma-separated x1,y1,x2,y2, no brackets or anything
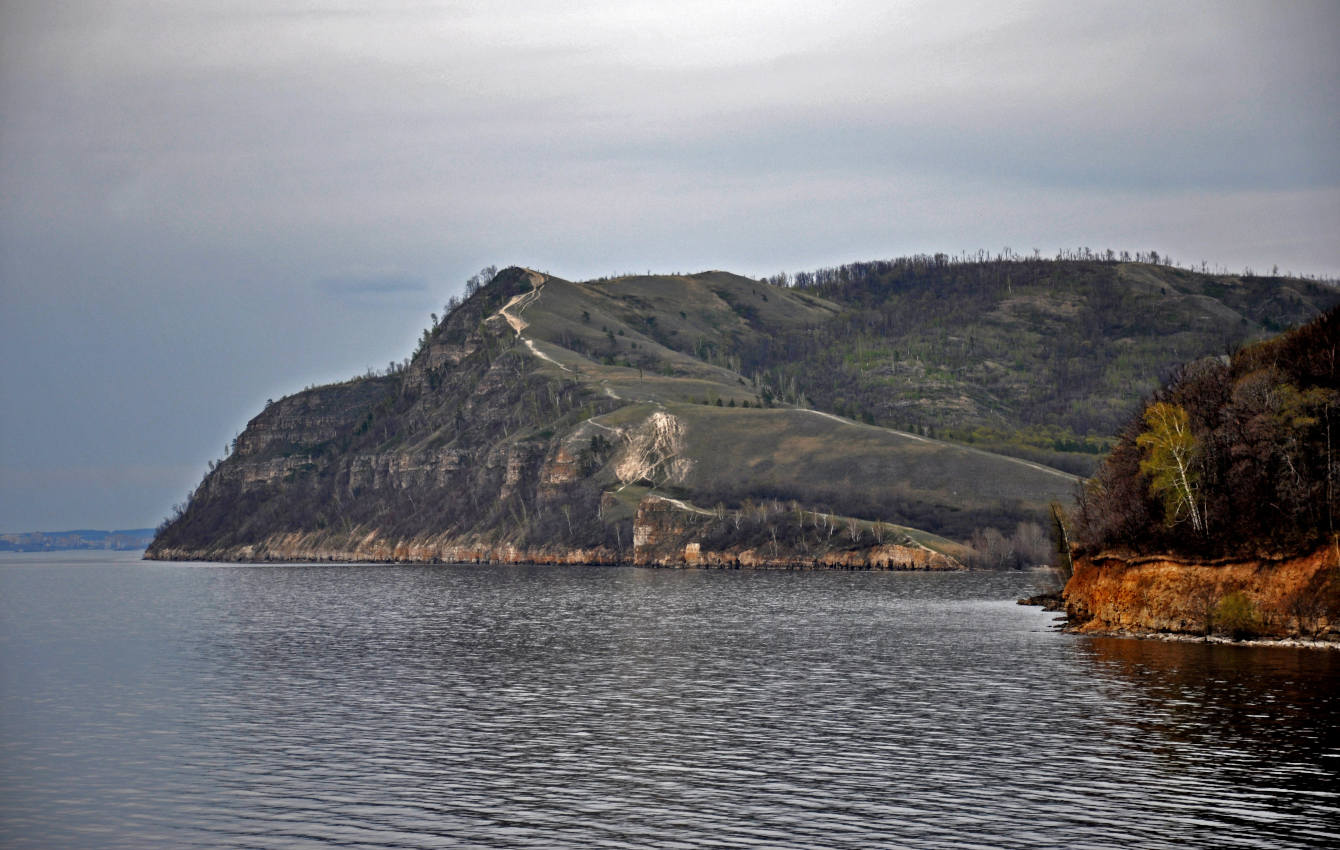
1065,547,1339,639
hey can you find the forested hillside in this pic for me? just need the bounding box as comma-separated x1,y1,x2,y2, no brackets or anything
1075,305,1339,559
740,256,1338,474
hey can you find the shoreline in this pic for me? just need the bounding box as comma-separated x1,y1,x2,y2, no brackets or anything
1060,546,1338,649
1067,627,1340,651
142,552,958,571
144,540,963,571
1016,594,1339,650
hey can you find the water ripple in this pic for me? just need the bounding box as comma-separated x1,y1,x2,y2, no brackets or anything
1,559,1336,848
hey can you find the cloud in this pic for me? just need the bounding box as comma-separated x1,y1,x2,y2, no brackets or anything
316,272,428,299
2,0,1338,529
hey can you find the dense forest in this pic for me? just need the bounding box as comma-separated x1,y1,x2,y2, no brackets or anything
1075,306,1338,558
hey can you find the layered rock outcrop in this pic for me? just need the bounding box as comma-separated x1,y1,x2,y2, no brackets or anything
149,531,625,566
1064,545,1340,639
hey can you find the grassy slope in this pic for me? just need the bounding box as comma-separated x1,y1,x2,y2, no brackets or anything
671,405,1075,506
494,272,1079,540
517,272,836,400
650,404,1074,539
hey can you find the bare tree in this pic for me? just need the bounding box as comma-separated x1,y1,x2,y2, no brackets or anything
1013,521,1050,567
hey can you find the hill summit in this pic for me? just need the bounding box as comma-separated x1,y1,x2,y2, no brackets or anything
147,257,1338,567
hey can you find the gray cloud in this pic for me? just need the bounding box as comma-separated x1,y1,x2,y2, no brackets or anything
1,0,1337,530
317,272,429,300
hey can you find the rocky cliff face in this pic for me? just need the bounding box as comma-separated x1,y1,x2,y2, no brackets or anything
148,268,558,558
1064,546,1340,639
148,532,625,566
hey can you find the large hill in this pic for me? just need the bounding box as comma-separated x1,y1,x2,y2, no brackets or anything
147,258,1338,567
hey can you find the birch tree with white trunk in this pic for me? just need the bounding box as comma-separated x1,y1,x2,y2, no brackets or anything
1136,401,1205,534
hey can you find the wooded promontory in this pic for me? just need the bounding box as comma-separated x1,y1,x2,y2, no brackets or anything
1066,307,1340,639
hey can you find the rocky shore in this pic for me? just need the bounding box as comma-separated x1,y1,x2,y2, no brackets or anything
1075,629,1340,650
1059,544,1338,643
147,533,961,571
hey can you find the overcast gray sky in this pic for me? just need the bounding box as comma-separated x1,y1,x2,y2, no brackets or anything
2,0,1337,531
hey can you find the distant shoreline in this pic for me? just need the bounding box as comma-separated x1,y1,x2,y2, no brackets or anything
0,529,155,553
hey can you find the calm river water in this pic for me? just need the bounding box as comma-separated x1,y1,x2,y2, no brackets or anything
1,552,1336,849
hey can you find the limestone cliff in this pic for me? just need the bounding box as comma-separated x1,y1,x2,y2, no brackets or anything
149,493,964,570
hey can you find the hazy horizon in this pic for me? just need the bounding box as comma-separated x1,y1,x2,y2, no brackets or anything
2,0,1338,531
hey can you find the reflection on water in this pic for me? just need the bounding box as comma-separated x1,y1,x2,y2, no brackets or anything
1,555,1336,849
1082,637,1339,814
